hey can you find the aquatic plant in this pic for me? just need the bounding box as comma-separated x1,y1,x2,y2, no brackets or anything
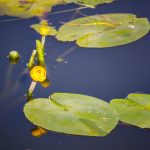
56,14,150,47
24,93,150,136
0,0,114,18
1,0,150,137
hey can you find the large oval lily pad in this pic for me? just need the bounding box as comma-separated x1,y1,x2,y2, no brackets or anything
56,13,150,48
110,98,150,128
24,93,119,136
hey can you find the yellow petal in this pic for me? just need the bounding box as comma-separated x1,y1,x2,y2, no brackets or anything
39,26,50,36
30,66,46,82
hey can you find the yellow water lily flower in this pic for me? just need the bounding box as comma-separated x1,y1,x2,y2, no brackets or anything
31,20,57,36
39,25,50,36
30,66,46,82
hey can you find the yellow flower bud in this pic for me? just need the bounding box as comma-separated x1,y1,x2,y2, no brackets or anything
41,78,50,88
30,66,46,82
31,127,47,137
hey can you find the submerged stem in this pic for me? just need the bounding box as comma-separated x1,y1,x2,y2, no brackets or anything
27,81,37,101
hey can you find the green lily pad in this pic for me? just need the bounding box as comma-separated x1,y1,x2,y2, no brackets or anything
24,93,119,136
110,98,150,128
56,13,150,48
127,93,150,110
0,0,64,18
64,0,114,7
0,0,113,18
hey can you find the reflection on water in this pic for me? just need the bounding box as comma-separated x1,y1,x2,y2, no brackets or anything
0,95,25,117
2,64,15,98
10,67,29,96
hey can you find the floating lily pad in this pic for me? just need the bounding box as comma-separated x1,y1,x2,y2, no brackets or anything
110,98,150,128
24,93,118,136
0,0,113,18
56,14,150,48
0,0,64,18
64,0,114,7
127,93,150,110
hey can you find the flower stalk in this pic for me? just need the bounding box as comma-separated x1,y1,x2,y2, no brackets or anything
27,49,37,70
36,40,45,67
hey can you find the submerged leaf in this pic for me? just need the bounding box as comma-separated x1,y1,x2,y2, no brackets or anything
24,93,118,136
110,98,150,128
56,13,150,48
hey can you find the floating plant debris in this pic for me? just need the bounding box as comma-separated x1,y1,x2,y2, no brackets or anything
8,50,20,64
24,93,119,137
56,13,150,48
56,57,64,63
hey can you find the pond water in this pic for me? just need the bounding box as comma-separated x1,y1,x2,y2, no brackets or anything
0,0,150,150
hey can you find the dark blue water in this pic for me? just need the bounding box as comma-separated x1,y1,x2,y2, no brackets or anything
0,0,150,150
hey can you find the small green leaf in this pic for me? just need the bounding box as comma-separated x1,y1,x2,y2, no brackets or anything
110,98,150,128
56,14,150,48
24,93,119,136
31,21,57,36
